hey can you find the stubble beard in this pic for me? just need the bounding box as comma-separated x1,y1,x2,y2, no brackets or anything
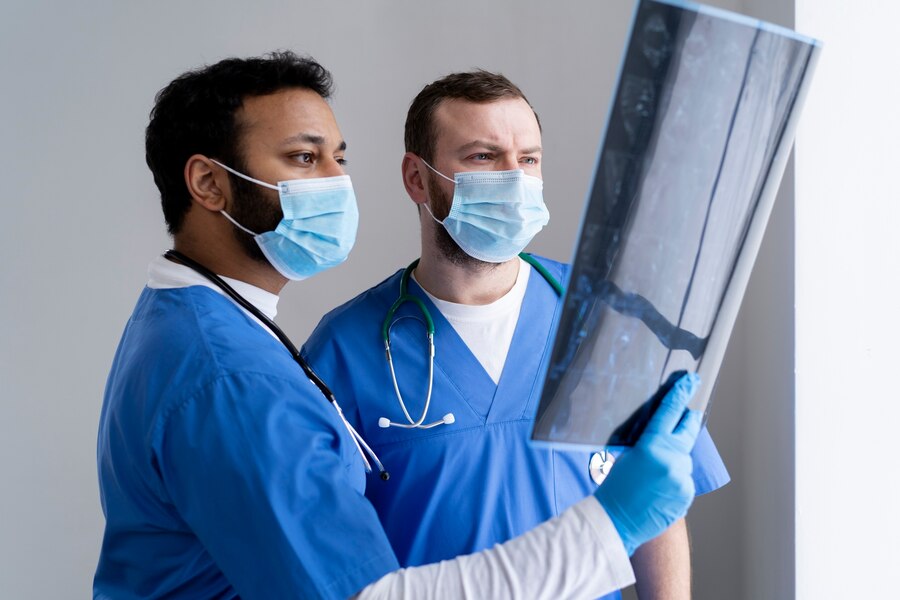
226,169,284,265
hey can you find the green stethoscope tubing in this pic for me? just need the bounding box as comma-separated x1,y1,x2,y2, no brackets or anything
379,253,563,430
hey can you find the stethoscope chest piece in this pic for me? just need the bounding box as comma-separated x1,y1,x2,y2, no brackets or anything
589,451,615,486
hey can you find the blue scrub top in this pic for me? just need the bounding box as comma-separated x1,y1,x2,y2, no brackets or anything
95,286,398,600
303,256,730,597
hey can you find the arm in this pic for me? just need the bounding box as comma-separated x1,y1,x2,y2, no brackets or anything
357,373,704,600
161,368,630,600
631,518,691,600
158,372,400,600
627,420,730,600
162,363,700,599
356,497,634,600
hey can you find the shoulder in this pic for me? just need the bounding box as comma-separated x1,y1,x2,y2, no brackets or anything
165,369,336,440
523,253,570,295
152,328,348,468
304,268,404,356
115,287,300,426
106,286,327,472
524,253,568,276
143,286,294,373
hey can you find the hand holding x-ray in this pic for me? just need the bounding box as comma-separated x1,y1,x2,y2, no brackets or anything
594,373,702,555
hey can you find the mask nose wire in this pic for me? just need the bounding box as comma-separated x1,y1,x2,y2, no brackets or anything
419,158,455,225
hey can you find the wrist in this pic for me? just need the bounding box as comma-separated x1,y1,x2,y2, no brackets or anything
593,488,638,555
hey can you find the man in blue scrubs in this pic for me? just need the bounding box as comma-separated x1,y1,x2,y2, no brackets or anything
95,53,711,599
303,71,731,599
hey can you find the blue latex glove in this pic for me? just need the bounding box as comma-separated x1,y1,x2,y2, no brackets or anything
593,373,703,555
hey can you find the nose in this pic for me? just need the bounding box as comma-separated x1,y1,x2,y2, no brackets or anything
498,155,519,171
321,157,346,177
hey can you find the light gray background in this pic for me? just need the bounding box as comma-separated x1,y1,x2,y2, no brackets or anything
1,1,796,598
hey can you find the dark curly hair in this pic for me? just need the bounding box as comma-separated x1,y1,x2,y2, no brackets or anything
145,51,333,234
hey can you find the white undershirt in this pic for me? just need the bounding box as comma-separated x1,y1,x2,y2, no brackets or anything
145,254,633,596
413,257,530,383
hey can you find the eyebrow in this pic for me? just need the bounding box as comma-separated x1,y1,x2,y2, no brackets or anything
281,133,347,151
456,140,542,154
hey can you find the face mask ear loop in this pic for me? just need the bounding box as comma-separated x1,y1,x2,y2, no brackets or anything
419,158,455,225
420,158,456,184
209,158,276,237
421,202,445,226
220,210,259,236
209,158,279,191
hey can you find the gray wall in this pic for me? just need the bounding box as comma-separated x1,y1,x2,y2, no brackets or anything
1,1,786,598
684,2,797,598
684,0,797,594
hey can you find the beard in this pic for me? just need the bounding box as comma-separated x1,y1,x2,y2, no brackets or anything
226,168,283,264
426,175,495,269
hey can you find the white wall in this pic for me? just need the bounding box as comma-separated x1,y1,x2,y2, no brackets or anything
795,1,900,597
0,1,764,598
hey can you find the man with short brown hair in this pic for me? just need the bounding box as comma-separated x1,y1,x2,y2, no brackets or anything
304,69,730,599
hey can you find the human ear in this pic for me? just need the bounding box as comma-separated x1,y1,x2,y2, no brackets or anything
401,152,428,206
184,154,228,212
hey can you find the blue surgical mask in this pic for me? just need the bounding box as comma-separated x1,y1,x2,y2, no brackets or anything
212,160,358,281
422,161,549,263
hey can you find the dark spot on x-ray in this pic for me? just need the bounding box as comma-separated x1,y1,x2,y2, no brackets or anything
603,151,638,207
548,277,707,383
596,280,707,359
620,75,657,147
641,12,673,70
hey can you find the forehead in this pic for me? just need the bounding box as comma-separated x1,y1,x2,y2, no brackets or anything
235,87,341,149
432,97,541,151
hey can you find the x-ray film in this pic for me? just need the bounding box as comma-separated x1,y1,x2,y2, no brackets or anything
531,0,820,448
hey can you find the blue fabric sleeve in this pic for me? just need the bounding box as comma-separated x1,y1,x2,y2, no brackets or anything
689,426,730,495
608,425,729,497
155,371,399,600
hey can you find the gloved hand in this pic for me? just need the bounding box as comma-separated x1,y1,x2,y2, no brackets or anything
593,373,703,555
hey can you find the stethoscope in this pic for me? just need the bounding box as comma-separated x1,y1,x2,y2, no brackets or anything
378,252,565,431
164,250,391,481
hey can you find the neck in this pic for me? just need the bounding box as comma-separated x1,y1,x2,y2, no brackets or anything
415,241,519,305
172,234,288,296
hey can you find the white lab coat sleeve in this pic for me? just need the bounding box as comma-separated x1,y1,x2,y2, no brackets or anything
354,496,635,599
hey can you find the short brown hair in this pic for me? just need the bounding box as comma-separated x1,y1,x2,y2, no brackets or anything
404,70,541,163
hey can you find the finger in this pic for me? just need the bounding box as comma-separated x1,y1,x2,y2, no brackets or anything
671,409,703,452
643,373,700,436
